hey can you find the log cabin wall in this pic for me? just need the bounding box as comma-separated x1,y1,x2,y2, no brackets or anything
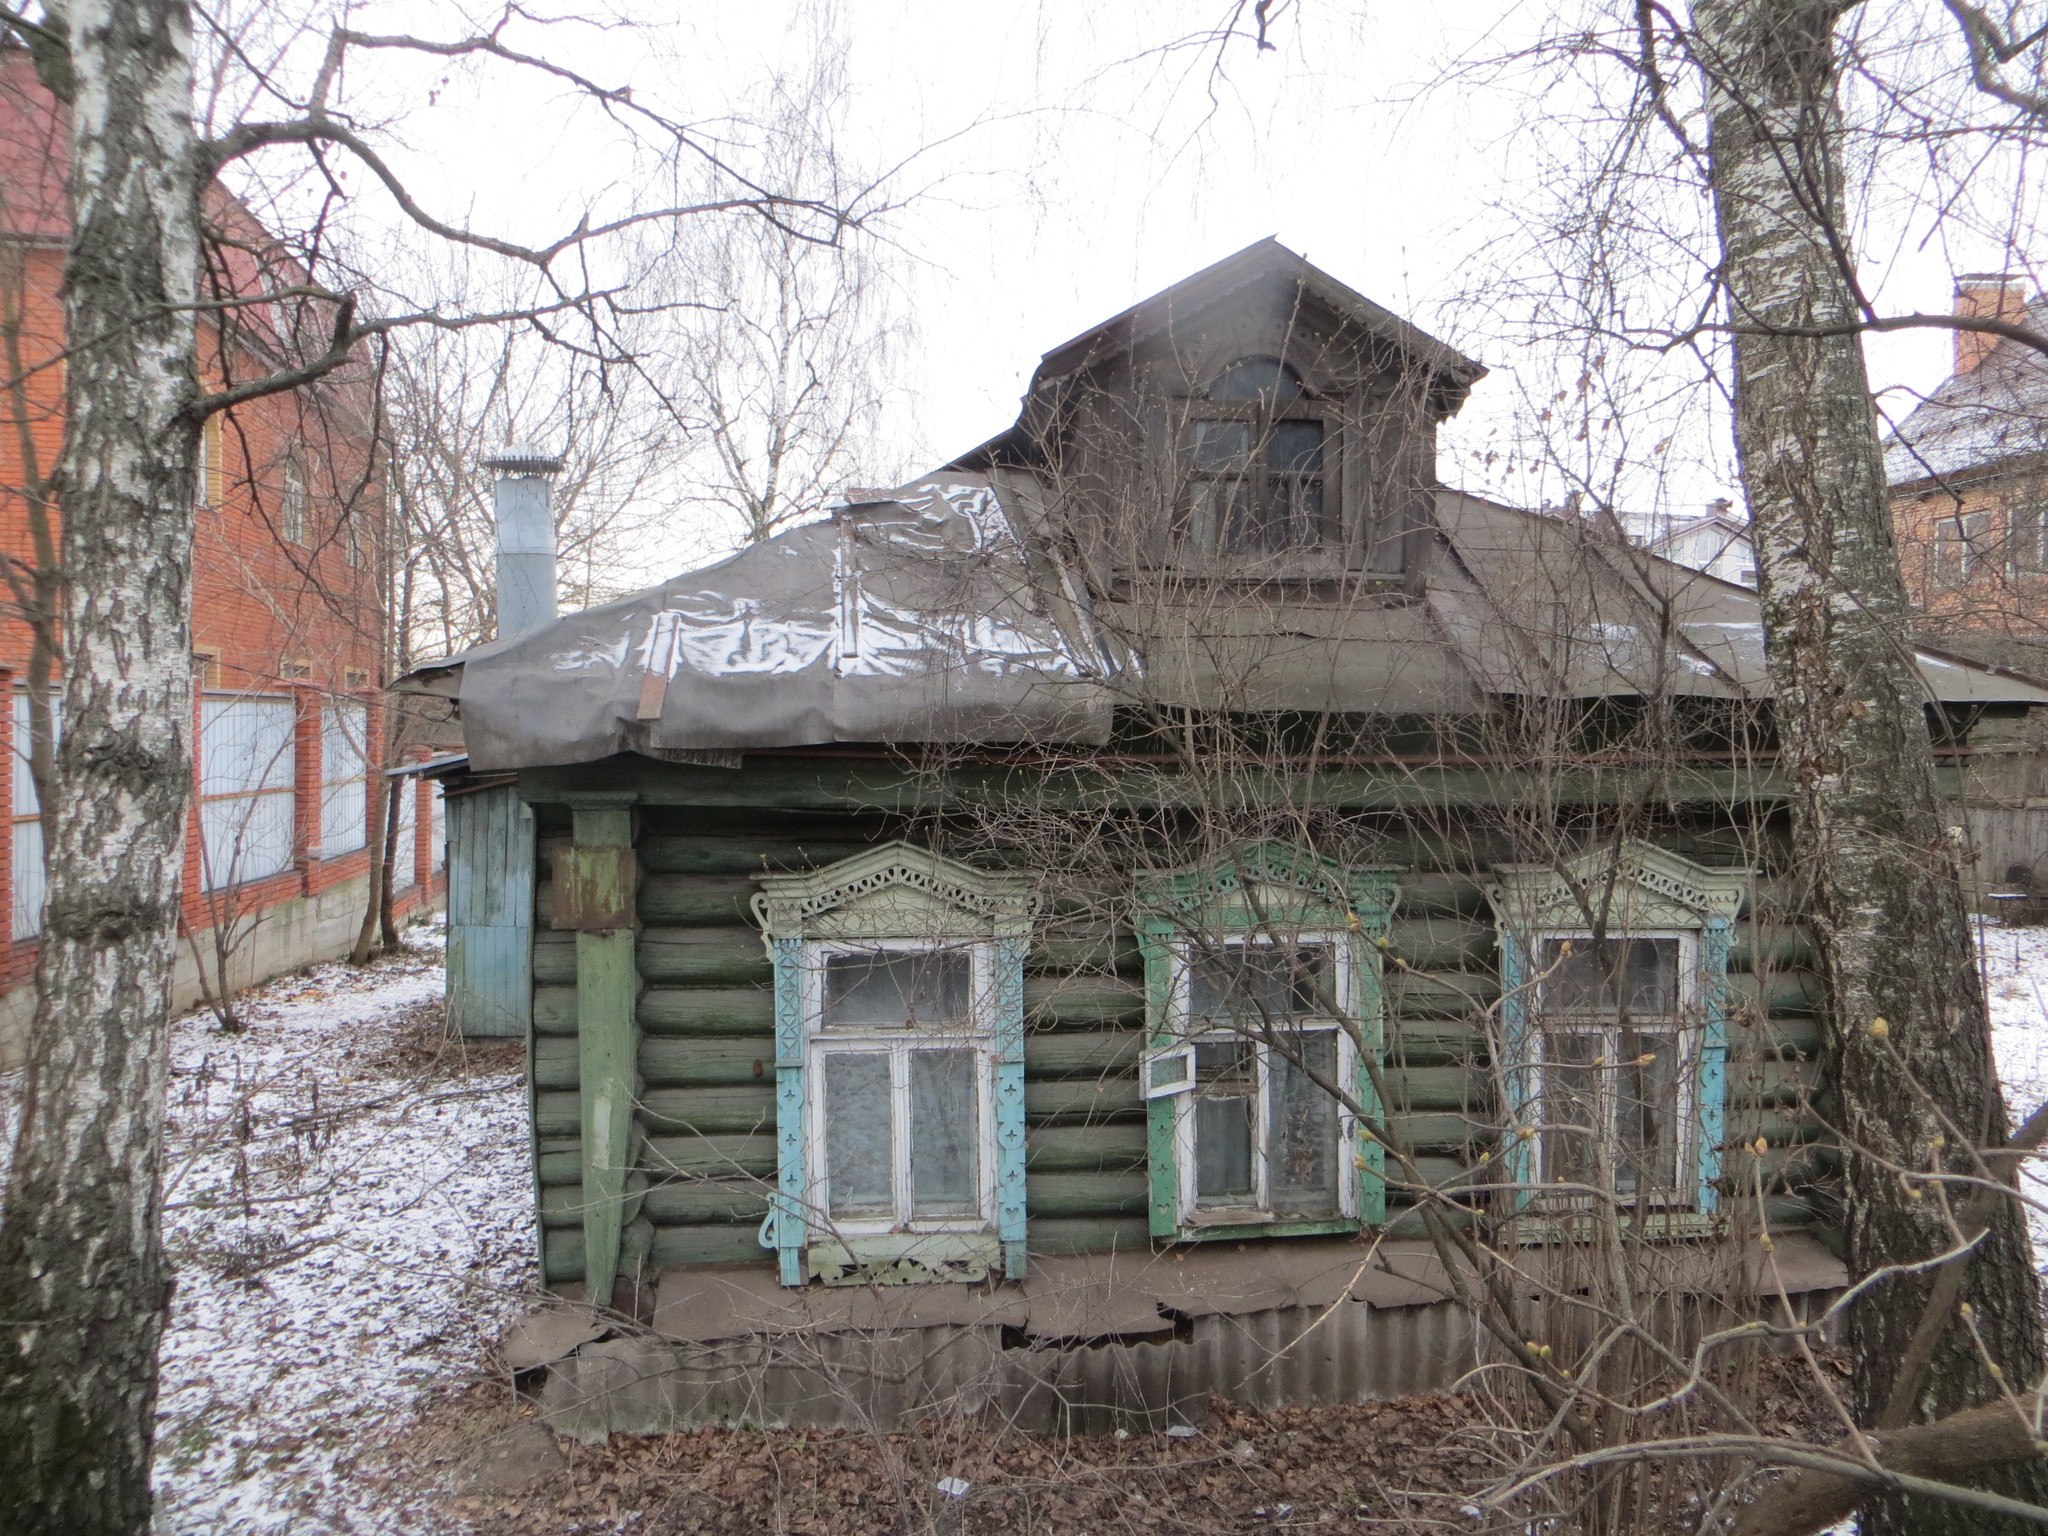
517,759,1827,1294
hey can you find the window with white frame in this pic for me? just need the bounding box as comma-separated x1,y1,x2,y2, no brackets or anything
199,696,297,890
807,943,994,1232
1488,843,1748,1218
389,776,417,891
753,844,1034,1288
1529,933,1697,1203
11,692,54,940
1150,936,1359,1224
1137,843,1398,1241
320,699,368,857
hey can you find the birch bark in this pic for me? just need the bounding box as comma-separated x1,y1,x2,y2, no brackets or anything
1692,2,2048,1529
0,2,201,1531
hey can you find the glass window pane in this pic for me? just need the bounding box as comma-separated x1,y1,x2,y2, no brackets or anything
1617,1031,1682,1196
1539,938,1678,1017
823,1053,894,1219
909,1049,980,1218
1191,945,1328,1026
1541,1031,1600,1191
1225,489,1291,553
1269,1031,1341,1217
822,950,970,1029
12,811,42,940
1188,420,1251,470
1207,356,1305,401
1194,1040,1257,1204
1269,420,1324,475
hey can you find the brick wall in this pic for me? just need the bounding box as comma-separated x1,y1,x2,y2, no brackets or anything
0,57,442,1044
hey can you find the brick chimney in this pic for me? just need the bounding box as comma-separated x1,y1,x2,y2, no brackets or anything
1953,273,2030,375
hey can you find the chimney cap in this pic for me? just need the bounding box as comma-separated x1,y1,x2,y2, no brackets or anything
483,443,565,476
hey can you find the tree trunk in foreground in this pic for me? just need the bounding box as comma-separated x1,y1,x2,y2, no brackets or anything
0,3,201,1532
1694,2,2048,1530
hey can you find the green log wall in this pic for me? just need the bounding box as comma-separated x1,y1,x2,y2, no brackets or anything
519,777,1829,1288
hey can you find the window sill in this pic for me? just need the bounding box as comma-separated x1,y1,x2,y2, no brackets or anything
1169,1215,1362,1244
1506,1207,1724,1245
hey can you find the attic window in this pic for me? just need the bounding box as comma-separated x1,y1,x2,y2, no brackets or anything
1207,356,1305,401
1183,358,1329,554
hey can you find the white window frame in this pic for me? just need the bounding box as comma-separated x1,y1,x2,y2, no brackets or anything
801,936,999,1240
198,693,298,891
1156,930,1361,1229
1527,927,1703,1209
10,691,53,941
319,698,368,858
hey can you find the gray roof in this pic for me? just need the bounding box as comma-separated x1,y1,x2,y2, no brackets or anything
1884,300,2048,487
397,477,2048,773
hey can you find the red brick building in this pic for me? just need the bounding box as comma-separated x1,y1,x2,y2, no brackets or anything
0,52,443,1061
1885,273,2048,644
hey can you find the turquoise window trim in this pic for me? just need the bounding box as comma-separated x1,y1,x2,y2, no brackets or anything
993,935,1029,1279
1485,842,1749,1221
1497,931,1536,1201
1135,842,1399,1242
752,842,1036,1287
1697,917,1732,1216
768,934,807,1287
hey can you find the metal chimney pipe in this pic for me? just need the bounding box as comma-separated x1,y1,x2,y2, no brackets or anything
483,444,564,642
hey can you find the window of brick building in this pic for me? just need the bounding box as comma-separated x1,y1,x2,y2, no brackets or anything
2011,500,2046,575
11,693,54,940
320,699,368,857
199,696,296,890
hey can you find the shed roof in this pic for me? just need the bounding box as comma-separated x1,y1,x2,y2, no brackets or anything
396,476,2048,772
1884,299,2048,488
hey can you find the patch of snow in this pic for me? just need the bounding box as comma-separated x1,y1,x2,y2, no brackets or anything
3,924,535,1534
1980,922,2048,1265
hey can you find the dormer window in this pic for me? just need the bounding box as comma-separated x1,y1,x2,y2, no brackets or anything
1182,357,1331,554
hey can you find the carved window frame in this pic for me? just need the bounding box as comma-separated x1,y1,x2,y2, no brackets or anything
1136,842,1399,1242
752,843,1034,1286
1487,842,1750,1220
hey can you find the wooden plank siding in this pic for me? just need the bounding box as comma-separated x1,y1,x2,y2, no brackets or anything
520,794,1830,1287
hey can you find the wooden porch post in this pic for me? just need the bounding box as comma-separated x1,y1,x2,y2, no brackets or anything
558,791,640,1305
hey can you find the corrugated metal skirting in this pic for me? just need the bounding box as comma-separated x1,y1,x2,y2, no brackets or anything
537,1300,1488,1438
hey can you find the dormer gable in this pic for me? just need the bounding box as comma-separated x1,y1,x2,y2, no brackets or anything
953,241,1486,585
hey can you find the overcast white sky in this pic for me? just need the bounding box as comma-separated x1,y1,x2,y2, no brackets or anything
291,0,2029,550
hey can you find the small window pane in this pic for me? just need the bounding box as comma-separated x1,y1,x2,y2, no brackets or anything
823,1053,894,1219
1191,945,1328,1026
822,950,969,1029
1269,419,1324,475
1539,938,1678,1017
1270,1031,1341,1217
1194,1040,1257,1204
909,1049,980,1218
1188,420,1251,470
1617,1031,1682,1195
1208,356,1304,401
1541,1031,1600,1190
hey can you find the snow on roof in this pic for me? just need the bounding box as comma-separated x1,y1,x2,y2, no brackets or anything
1884,299,2048,487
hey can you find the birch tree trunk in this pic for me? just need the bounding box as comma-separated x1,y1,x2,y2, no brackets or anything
0,2,202,1530
1693,2,2048,1529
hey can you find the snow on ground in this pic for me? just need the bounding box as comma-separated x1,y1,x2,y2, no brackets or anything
1,926,536,1535
148,931,533,1534
1980,922,2048,1265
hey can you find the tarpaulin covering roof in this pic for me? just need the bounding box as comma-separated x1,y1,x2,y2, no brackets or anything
406,477,1122,772
399,478,2048,772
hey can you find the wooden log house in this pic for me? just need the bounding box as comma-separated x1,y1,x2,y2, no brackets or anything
402,242,2048,1433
